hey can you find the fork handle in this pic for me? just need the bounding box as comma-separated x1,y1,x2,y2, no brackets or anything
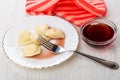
74,51,119,69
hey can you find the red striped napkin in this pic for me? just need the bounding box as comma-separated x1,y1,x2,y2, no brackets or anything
25,0,107,26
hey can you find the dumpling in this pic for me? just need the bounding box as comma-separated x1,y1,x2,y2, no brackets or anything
35,24,49,35
21,43,41,57
45,28,65,38
30,32,50,45
18,30,32,46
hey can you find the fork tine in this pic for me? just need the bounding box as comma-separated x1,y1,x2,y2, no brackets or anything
37,35,54,50
37,35,47,44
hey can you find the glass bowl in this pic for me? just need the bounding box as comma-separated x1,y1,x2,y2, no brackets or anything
80,19,117,46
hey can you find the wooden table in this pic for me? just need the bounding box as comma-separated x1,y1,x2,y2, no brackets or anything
0,0,120,80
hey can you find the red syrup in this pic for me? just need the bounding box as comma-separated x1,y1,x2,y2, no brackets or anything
83,23,114,42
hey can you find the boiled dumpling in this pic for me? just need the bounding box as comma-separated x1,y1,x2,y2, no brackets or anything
45,28,65,38
30,32,50,45
18,30,32,46
30,32,40,44
22,43,41,57
35,24,49,35
30,32,51,45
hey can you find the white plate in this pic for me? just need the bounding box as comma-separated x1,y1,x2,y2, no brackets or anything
2,15,79,69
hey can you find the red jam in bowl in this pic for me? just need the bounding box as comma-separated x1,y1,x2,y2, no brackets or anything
80,19,117,46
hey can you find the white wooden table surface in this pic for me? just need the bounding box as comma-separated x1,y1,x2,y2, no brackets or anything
0,0,120,80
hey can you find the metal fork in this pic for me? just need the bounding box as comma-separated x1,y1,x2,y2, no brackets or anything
37,35,119,69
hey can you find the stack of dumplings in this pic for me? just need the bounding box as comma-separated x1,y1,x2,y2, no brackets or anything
18,24,65,57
